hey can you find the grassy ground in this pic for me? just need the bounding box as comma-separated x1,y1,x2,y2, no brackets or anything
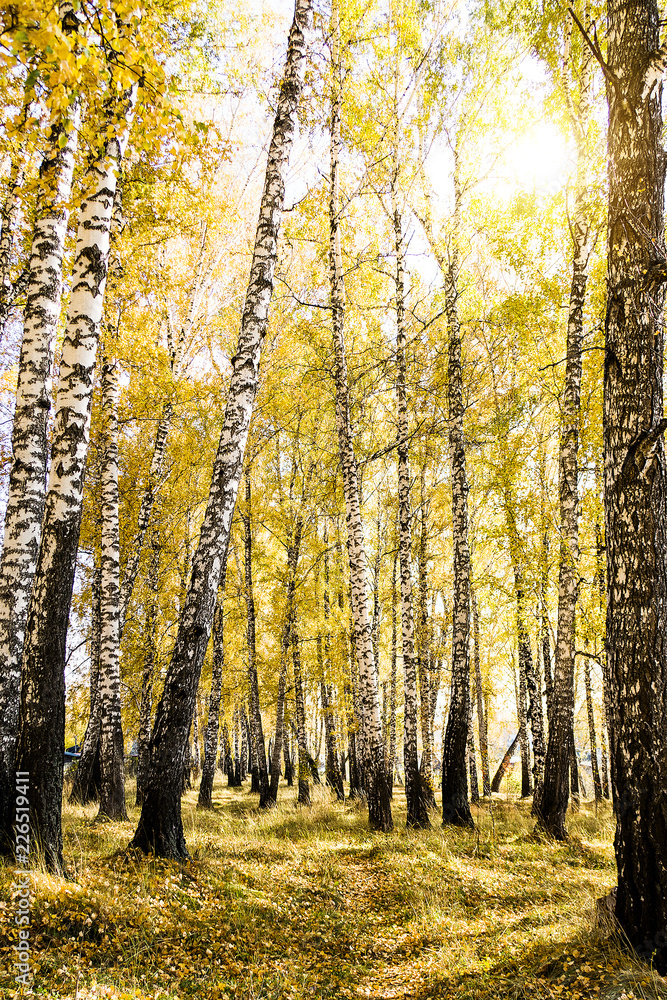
1,774,666,1000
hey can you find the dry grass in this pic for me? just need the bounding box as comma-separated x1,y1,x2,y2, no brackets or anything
1,775,665,999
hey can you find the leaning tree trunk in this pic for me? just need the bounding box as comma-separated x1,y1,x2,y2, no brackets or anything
129,1,311,859
392,171,429,828
328,4,391,832
604,0,667,947
198,553,228,809
8,98,135,870
491,732,520,793
96,351,127,821
441,155,473,830
0,113,78,852
535,20,592,838
241,470,270,805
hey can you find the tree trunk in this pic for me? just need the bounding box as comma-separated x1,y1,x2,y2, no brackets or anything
0,157,25,337
517,656,531,797
137,532,159,806
96,352,127,821
505,517,542,795
198,555,228,809
240,708,249,781
0,111,78,850
70,563,102,804
569,727,580,805
417,464,435,805
233,707,242,786
387,549,398,797
441,154,473,830
321,532,344,800
292,614,310,806
328,6,391,832
267,462,311,806
9,97,135,870
322,689,343,802
536,23,592,839
269,639,289,803
540,460,553,730
491,733,520,793
392,171,429,828
584,653,602,802
467,711,479,804
371,507,381,678
594,506,611,801
129,2,311,858
472,589,490,796
283,731,294,786
241,469,270,805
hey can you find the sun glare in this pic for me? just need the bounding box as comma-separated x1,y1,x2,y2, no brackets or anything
500,122,571,197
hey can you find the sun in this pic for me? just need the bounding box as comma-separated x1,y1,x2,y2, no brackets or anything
500,121,572,196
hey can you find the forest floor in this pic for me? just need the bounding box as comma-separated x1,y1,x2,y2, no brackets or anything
1,775,666,1000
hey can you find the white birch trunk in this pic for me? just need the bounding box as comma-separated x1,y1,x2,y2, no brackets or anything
328,2,392,831
0,114,78,851
392,172,429,828
96,352,127,821
535,26,593,837
198,553,228,808
441,154,473,829
130,0,312,859
137,530,159,805
0,158,25,337
11,93,137,870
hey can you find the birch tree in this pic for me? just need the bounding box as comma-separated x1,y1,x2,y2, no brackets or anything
535,6,594,837
96,348,127,821
129,0,312,858
198,556,228,809
240,468,270,805
603,0,667,968
391,154,429,828
5,89,136,869
328,0,392,831
0,110,78,852
441,151,473,829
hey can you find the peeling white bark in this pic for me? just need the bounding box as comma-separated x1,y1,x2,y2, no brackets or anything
0,112,79,852
131,0,312,859
11,91,137,870
329,2,392,831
